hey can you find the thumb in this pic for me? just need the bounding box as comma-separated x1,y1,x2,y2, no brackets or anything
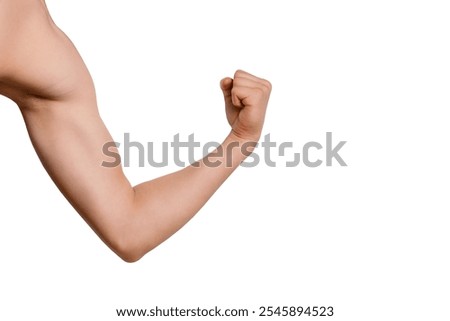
220,77,233,108
220,77,233,101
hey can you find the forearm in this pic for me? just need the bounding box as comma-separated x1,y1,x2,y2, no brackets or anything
132,132,255,253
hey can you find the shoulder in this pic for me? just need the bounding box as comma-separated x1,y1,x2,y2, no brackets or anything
0,0,50,75
0,0,95,108
0,0,52,103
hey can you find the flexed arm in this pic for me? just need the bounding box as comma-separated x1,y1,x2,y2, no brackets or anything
0,0,271,262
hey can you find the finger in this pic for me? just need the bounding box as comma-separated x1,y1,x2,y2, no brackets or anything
233,77,268,91
231,86,257,108
231,89,243,107
234,70,272,90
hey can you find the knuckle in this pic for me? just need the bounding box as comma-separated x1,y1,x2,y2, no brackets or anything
262,79,272,92
234,70,244,79
232,77,241,87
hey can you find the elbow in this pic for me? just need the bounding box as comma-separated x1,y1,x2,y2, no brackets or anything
93,208,159,263
116,249,144,264
109,234,147,263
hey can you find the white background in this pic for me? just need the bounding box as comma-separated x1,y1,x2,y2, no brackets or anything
1,0,449,320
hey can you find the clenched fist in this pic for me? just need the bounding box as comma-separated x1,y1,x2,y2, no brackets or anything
221,70,272,142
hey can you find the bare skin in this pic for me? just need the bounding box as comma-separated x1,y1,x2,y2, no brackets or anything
0,0,271,262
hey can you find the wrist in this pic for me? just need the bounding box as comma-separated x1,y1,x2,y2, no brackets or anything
228,130,261,145
226,131,259,158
